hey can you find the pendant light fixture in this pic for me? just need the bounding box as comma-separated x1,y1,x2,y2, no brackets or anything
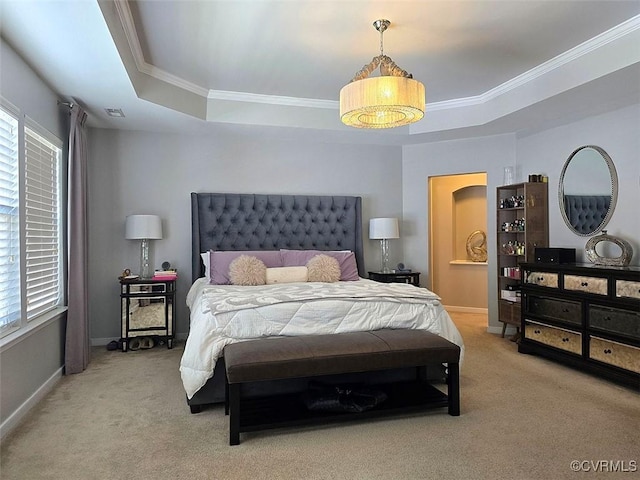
340,19,425,129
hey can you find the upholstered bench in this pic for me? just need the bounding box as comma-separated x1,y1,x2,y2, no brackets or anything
224,329,461,445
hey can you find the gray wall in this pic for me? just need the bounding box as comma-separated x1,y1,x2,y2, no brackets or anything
402,134,515,330
402,104,640,332
0,40,67,436
515,103,640,262
88,129,403,342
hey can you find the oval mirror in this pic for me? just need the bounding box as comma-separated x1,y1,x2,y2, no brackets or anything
558,145,618,236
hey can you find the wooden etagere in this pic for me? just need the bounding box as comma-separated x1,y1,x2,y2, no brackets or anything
496,182,549,337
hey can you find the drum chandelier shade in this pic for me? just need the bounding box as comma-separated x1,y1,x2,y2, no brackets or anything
340,20,425,129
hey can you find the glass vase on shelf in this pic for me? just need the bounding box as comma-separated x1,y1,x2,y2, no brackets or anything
503,166,515,185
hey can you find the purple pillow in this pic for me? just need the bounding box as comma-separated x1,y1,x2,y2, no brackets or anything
280,249,359,281
210,250,283,284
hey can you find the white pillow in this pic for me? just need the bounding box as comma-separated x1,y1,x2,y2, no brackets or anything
265,266,308,285
200,252,210,279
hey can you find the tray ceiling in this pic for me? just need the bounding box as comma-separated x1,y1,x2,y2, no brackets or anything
1,1,639,144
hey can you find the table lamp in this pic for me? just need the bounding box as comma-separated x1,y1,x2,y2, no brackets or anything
369,217,399,273
125,214,163,278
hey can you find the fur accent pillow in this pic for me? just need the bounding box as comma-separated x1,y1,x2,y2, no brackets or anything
210,250,282,284
306,254,341,283
228,255,267,286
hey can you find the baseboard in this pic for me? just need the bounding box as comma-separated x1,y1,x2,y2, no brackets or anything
91,333,189,346
443,305,488,315
1,366,63,442
442,306,510,334
487,325,518,335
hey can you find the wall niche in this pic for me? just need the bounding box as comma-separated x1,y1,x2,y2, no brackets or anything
453,185,488,263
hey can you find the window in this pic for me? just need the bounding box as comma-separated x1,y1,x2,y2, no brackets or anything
0,107,20,335
0,104,63,338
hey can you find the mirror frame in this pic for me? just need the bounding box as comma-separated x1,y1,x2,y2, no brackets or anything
558,145,618,237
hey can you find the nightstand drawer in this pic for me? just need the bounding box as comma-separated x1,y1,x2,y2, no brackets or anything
564,275,607,295
524,320,582,355
121,282,167,294
525,271,558,289
590,337,640,374
616,280,640,300
589,305,640,341
526,296,581,326
368,271,420,287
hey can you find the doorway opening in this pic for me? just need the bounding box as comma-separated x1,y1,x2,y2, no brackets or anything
428,173,488,314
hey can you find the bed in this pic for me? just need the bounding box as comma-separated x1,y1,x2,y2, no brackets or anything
181,192,464,412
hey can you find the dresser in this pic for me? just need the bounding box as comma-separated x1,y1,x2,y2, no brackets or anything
519,262,639,388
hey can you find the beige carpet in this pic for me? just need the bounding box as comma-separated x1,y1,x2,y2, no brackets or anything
1,313,638,480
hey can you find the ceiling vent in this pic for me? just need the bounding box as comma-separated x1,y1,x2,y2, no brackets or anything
105,108,125,118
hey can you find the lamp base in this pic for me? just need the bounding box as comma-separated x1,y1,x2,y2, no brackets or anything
380,239,391,273
140,239,152,279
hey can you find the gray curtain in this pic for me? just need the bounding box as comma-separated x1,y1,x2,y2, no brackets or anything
65,104,90,374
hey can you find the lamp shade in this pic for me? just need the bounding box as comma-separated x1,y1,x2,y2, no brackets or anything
369,218,399,239
125,215,163,240
340,76,425,129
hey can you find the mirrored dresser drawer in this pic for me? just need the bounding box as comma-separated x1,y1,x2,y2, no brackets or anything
589,305,640,341
526,296,582,326
524,320,582,355
616,280,640,300
564,274,607,295
524,271,559,288
589,337,640,374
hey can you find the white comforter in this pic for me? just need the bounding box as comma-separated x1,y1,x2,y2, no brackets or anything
180,278,465,399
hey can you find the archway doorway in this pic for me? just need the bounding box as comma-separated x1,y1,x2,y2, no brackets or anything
428,173,488,313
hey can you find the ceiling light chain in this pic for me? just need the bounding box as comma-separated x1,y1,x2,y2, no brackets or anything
376,19,388,57
349,20,413,83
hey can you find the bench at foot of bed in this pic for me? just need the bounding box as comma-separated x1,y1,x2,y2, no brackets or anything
223,329,461,445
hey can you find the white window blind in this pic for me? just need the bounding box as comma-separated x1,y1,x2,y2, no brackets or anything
0,107,20,334
24,125,62,319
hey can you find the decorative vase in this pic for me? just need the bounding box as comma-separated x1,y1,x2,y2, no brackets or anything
585,230,633,267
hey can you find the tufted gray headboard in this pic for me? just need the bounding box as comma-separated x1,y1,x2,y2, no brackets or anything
563,195,611,235
191,193,365,283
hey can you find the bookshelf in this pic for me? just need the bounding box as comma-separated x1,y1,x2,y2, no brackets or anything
496,182,548,338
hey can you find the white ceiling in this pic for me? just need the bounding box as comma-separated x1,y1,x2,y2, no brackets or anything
1,0,639,145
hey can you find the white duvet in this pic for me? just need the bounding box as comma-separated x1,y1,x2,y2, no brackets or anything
180,278,465,399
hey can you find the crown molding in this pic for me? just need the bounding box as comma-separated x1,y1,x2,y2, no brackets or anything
206,90,338,109
427,14,640,112
113,1,145,76
114,0,209,98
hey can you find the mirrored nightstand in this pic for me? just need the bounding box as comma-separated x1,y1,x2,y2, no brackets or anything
120,278,176,351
